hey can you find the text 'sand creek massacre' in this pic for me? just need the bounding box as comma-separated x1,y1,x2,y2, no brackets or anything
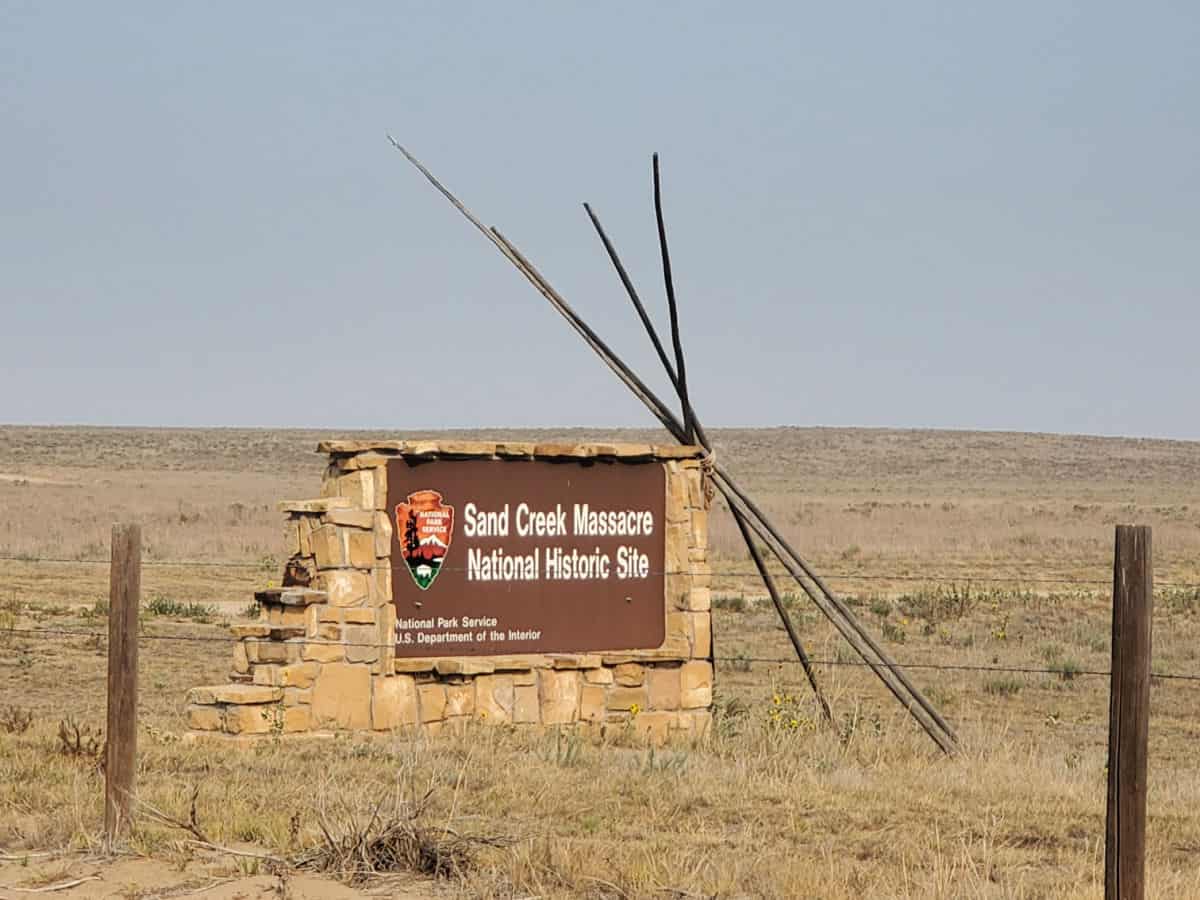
388,458,666,656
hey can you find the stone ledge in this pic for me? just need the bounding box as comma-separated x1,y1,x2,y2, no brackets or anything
317,439,706,461
187,684,282,706
279,497,352,514
394,653,643,674
254,588,328,607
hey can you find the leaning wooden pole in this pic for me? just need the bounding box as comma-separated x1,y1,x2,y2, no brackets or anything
651,153,696,444
584,196,834,728
389,140,957,754
1106,525,1152,900
493,226,955,754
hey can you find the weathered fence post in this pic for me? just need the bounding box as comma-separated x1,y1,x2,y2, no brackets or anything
104,523,140,848
1105,524,1152,900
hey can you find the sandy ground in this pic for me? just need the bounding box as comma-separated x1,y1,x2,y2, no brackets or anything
0,854,440,899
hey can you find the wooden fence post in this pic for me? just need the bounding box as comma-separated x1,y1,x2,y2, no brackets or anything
105,523,140,848
1105,524,1152,900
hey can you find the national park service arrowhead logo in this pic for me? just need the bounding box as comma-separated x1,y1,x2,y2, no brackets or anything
395,490,454,591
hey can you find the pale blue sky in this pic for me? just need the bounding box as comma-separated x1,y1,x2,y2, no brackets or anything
2,2,1197,438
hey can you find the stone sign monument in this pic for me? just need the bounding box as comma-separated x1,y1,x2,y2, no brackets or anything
184,440,713,743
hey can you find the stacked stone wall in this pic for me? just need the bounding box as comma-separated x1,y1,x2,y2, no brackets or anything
185,441,712,744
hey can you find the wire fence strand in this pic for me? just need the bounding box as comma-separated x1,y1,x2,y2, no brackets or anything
3,553,1200,590
5,626,1200,682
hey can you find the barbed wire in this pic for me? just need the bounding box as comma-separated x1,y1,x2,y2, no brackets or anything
3,553,1199,589
5,625,1200,682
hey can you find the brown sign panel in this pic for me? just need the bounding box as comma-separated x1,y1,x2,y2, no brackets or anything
388,458,666,656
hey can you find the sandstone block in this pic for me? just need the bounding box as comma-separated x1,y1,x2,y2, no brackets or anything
680,660,713,709
188,684,281,706
342,608,375,624
511,669,537,686
376,604,396,674
689,508,708,550
344,624,379,664
607,685,649,713
279,606,306,628
311,524,347,570
186,705,223,731
434,658,495,676
279,662,320,689
282,705,311,733
494,442,535,458
686,468,705,508
374,512,393,558
665,521,689,578
579,684,606,723
583,667,614,685
298,516,314,557
319,605,341,623
311,663,372,730
232,642,249,675
662,612,691,657
445,683,474,717
532,443,590,459
303,641,345,663
337,451,393,470
605,443,655,458
224,704,275,735
304,604,321,637
514,683,540,724
371,565,391,607
689,547,706,563
254,641,291,665
347,531,374,569
614,663,644,686
653,444,704,460
394,658,436,673
373,466,387,510
231,624,270,639
325,509,374,529
551,654,602,669
255,587,327,607
252,665,281,686
492,655,551,671
279,497,352,514
372,674,418,730
475,674,514,723
685,587,712,612
666,466,689,524
418,683,447,723
334,470,376,510
318,570,369,607
666,572,692,611
540,670,580,725
690,611,712,659
282,687,312,707
647,665,681,710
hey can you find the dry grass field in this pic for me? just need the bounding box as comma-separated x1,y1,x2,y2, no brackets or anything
1,425,1199,898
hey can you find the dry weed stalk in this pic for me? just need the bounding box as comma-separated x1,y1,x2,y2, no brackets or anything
136,778,512,885
137,784,288,867
0,704,34,734
54,716,103,768
293,783,512,883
